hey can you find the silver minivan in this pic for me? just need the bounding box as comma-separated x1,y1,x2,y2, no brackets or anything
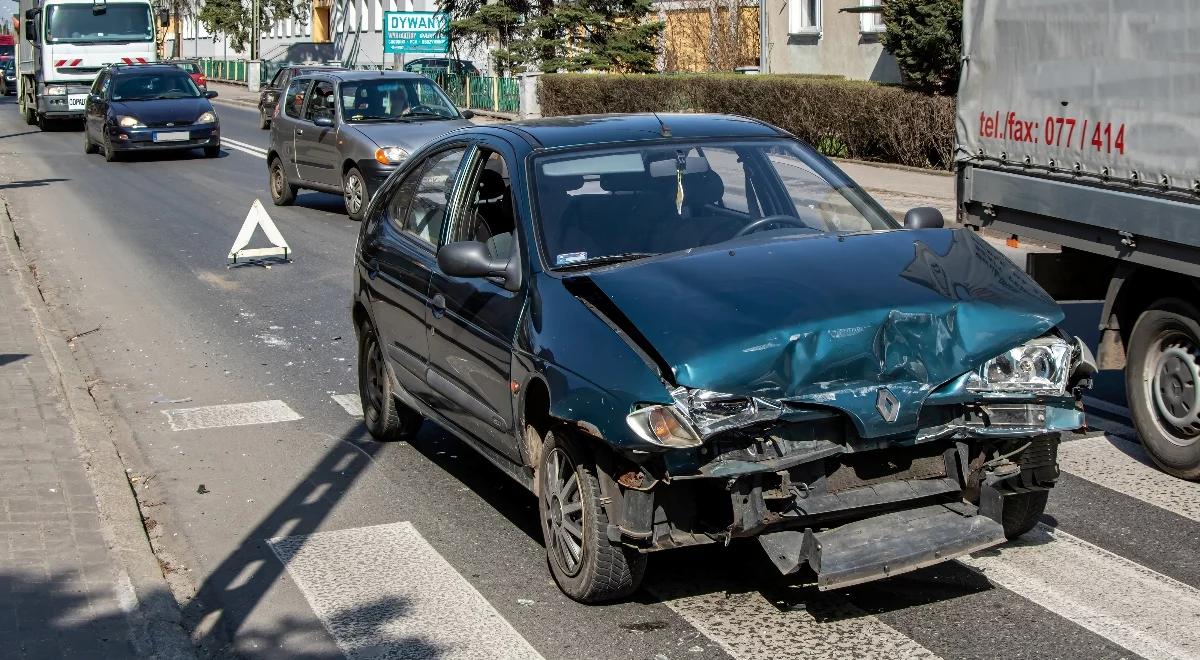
266,70,472,220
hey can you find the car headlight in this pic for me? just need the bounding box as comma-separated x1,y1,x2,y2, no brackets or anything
967,337,1073,394
374,146,409,165
117,115,145,128
45,85,66,95
626,405,703,448
195,111,216,124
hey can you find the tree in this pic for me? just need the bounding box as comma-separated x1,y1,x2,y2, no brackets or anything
880,0,962,95
198,0,309,55
440,0,662,74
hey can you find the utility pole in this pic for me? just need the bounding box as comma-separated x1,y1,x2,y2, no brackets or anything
251,0,259,60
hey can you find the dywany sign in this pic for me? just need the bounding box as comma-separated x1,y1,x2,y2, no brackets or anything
383,11,450,54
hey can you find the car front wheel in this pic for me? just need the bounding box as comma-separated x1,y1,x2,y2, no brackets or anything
343,166,367,221
83,128,97,154
539,430,646,603
259,109,270,129
358,325,422,442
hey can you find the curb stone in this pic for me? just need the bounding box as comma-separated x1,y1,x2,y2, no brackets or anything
1,200,198,659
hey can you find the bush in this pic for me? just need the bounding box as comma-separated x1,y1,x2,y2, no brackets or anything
538,73,955,170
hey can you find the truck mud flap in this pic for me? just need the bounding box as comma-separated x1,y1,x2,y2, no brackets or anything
757,504,1006,590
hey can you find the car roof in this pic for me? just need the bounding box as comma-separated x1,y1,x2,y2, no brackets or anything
500,113,784,149
295,69,428,82
110,64,192,76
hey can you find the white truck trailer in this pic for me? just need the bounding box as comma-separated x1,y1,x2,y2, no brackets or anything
957,0,1200,479
18,0,164,128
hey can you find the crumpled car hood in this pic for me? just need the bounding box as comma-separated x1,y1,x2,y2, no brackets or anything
579,228,1064,437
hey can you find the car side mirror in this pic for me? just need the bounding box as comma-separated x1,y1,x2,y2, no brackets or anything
461,109,474,120
903,207,944,229
438,240,518,289
313,114,334,127
204,90,218,99
24,18,36,43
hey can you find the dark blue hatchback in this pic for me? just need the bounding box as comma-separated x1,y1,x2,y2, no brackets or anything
83,63,220,162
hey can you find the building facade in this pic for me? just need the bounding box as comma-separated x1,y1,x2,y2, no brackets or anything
763,0,899,81
168,0,487,72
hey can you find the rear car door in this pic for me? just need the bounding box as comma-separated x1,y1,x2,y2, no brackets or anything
427,141,526,461
263,67,290,114
360,144,470,405
295,79,340,187
275,77,310,176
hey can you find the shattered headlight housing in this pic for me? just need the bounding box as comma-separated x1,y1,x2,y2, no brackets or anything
626,388,784,448
967,337,1073,395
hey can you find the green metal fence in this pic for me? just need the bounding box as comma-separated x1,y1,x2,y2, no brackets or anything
199,58,267,85
435,73,519,115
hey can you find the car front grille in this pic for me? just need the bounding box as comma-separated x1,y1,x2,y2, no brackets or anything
825,444,948,494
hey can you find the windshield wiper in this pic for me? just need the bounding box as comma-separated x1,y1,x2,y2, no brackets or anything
350,114,399,122
556,252,657,270
405,111,452,120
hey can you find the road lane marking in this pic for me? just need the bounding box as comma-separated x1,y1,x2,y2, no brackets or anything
1060,434,1200,523
162,400,301,431
960,523,1200,660
654,583,939,659
331,393,363,417
268,522,543,660
223,137,268,159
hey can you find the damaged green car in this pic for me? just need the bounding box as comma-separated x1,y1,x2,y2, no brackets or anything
353,114,1096,603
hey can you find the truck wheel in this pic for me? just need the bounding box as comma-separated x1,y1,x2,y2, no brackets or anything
21,97,36,126
1002,490,1049,539
1126,299,1200,480
357,325,422,442
539,430,647,603
269,157,296,206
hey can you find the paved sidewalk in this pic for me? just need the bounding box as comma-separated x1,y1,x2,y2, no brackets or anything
834,158,956,222
0,212,194,658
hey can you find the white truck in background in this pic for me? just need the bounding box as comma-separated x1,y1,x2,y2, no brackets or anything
18,0,165,128
957,0,1200,480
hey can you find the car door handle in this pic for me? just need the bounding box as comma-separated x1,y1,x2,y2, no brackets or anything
431,294,446,318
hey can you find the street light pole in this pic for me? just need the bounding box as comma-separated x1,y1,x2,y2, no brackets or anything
251,0,259,60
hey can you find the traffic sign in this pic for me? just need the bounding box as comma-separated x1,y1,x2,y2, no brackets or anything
383,11,449,54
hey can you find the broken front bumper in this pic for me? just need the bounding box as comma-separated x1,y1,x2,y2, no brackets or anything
600,402,1072,590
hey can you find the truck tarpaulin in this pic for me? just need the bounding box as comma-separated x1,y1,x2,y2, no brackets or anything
956,0,1200,190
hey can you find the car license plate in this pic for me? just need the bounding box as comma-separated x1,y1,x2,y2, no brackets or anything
153,131,190,142
67,94,87,109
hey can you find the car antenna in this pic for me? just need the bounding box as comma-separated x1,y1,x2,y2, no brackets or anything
652,112,672,138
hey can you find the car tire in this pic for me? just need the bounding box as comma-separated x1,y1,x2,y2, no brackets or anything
203,145,220,158
22,99,36,126
1125,299,1200,480
259,109,270,130
269,157,297,206
1001,490,1049,539
343,166,367,221
83,129,97,155
102,137,119,162
539,430,647,603
358,325,422,442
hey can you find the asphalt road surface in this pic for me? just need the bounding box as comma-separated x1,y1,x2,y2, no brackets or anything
1,95,1197,660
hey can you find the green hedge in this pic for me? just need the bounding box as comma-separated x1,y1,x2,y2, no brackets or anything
538,73,955,170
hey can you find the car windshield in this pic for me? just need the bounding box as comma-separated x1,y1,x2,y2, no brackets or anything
45,3,153,44
533,139,897,269
112,72,202,101
339,78,458,122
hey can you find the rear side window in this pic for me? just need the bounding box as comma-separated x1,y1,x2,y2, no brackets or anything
283,78,307,118
304,81,335,121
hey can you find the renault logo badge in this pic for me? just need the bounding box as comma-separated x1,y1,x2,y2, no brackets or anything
876,387,900,422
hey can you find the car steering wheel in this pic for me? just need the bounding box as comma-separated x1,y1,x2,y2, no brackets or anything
733,215,810,237
402,104,438,116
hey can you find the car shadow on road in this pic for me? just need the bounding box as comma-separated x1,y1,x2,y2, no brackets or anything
0,352,27,366
293,191,350,217
180,426,444,657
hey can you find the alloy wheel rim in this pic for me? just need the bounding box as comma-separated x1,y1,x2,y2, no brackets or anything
543,447,585,577
1148,333,1200,446
345,174,363,213
272,164,285,198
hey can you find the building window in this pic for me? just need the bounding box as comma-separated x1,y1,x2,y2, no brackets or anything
788,0,820,35
859,0,884,33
